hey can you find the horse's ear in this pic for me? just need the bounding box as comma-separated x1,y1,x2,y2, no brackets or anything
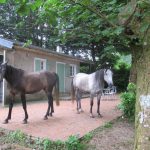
104,69,107,74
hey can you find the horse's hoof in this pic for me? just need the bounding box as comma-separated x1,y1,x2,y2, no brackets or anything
22,120,28,124
3,120,8,124
77,111,80,114
98,114,103,118
79,109,84,113
49,113,53,117
90,114,95,118
44,116,48,120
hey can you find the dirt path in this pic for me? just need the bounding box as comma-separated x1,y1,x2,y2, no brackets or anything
0,97,121,140
0,118,134,150
87,118,135,150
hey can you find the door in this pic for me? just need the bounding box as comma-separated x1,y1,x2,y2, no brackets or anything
57,63,65,92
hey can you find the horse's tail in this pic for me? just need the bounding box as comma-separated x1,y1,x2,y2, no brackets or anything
54,73,60,106
71,79,75,103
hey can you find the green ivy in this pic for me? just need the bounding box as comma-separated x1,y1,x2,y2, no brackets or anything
9,130,26,143
119,83,136,120
65,135,86,150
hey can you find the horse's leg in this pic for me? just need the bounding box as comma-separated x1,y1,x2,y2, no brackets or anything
90,94,94,118
44,92,53,120
3,93,15,124
49,94,54,116
21,93,28,124
78,92,83,113
97,93,103,117
75,89,80,114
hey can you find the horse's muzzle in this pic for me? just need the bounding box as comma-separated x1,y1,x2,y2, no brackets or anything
108,83,113,88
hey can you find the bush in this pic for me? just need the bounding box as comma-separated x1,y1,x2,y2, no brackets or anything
65,135,85,150
113,62,130,92
119,83,136,119
9,130,26,143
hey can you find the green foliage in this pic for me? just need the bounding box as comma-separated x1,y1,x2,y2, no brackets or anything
119,83,136,119
113,60,130,92
82,133,93,142
34,138,65,150
137,0,150,9
114,55,131,69
103,122,113,128
80,65,90,73
35,137,43,148
65,135,85,150
5,128,88,150
23,39,32,47
80,63,92,73
9,130,26,143
1,0,131,62
0,0,149,62
43,138,52,150
0,0,6,3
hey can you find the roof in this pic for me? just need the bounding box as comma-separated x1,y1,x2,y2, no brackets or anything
0,37,93,64
0,38,13,49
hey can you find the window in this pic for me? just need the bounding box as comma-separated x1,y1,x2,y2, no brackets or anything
34,58,46,72
70,64,76,76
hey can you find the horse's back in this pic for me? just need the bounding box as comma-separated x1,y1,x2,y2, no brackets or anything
73,72,100,93
23,71,56,93
73,73,91,92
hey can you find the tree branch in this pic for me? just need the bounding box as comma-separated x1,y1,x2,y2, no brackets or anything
69,0,118,28
123,3,137,27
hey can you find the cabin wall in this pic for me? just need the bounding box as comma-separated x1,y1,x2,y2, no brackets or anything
0,46,80,104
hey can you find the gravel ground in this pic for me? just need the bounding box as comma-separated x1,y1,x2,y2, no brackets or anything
87,118,135,150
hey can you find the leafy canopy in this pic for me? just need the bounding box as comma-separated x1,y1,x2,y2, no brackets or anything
0,0,149,66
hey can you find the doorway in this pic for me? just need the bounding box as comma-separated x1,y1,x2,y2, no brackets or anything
56,62,65,92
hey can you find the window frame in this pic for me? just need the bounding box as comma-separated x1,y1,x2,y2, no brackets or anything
69,64,76,77
34,57,47,72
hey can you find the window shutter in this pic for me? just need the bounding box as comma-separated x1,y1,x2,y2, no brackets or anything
65,64,70,77
35,59,41,72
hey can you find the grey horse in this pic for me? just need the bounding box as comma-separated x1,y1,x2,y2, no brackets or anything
71,69,113,118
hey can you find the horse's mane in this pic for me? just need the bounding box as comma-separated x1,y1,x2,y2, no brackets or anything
95,69,104,81
4,65,25,86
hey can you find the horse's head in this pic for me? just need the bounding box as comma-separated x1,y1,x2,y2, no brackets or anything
0,61,8,81
104,69,113,88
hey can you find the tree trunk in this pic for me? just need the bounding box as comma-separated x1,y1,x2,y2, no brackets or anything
119,0,150,148
91,43,97,70
133,29,150,150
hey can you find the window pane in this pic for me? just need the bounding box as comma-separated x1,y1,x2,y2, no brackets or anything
69,65,76,76
34,58,46,72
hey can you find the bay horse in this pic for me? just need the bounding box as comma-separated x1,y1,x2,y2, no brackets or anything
71,69,113,118
0,62,59,124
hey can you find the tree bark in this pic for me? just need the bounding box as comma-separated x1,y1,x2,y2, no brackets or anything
119,0,150,149
129,45,142,84
133,37,150,150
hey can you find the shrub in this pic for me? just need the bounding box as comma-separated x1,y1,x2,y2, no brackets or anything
65,135,85,150
43,138,52,150
9,130,26,143
119,83,136,119
113,62,130,92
